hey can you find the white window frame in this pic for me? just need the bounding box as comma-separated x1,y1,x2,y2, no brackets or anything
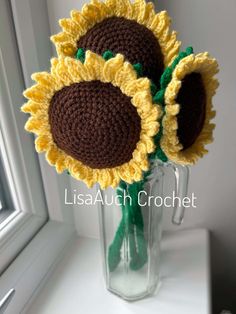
0,0,49,274
0,0,76,312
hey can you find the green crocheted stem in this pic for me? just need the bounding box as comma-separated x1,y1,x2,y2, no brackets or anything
108,171,151,272
108,182,140,272
108,186,127,272
128,183,148,270
126,201,139,269
108,183,142,272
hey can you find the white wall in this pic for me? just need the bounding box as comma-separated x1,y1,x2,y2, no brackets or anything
156,1,236,309
46,0,236,308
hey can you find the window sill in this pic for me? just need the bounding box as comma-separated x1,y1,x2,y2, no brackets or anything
24,229,211,314
0,220,76,314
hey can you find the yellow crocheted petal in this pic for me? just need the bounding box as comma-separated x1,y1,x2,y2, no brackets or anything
50,32,74,45
135,141,155,165
119,0,133,17
23,85,50,103
82,3,106,25
162,115,178,132
165,103,180,116
162,32,180,65
152,10,171,39
132,0,145,17
128,160,144,181
117,164,133,184
69,161,91,181
133,0,154,25
90,0,111,16
81,2,107,25
102,54,125,82
103,169,115,187
114,62,137,90
123,77,150,97
140,133,156,153
24,116,49,135
161,52,219,165
110,172,120,188
84,50,106,80
70,9,90,31
141,121,159,137
46,145,61,166
173,141,210,165
21,101,47,115
50,58,60,78
55,155,67,173
51,0,180,66
59,18,84,38
35,135,52,153
135,141,147,155
58,43,77,58
165,79,182,106
54,58,74,86
65,158,77,174
140,105,162,123
148,11,180,66
139,158,149,172
132,90,153,113
174,55,195,80
132,147,147,163
105,0,126,17
31,72,58,93
64,57,85,82
96,169,116,189
131,154,149,172
51,33,77,57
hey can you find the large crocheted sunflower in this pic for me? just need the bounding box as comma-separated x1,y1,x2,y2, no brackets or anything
160,52,219,164
22,51,161,188
51,0,180,86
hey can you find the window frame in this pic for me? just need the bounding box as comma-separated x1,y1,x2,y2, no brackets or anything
0,0,75,311
0,0,48,273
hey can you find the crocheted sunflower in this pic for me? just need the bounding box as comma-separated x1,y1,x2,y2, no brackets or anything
159,52,219,164
22,52,161,189
51,0,180,86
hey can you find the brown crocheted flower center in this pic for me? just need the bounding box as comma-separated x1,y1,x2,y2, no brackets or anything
77,17,164,86
48,81,141,169
176,72,206,150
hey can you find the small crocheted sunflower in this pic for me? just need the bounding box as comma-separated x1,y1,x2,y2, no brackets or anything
51,0,180,86
159,52,219,164
22,51,161,189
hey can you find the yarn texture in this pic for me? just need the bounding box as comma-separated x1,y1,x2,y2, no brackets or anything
161,52,219,165
51,0,180,72
21,0,220,275
77,16,164,86
49,81,142,169
22,51,161,189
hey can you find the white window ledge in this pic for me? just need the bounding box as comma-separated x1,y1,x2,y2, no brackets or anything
0,221,76,314
23,229,211,314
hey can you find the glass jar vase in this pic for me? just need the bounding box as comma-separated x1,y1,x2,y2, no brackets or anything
98,160,189,301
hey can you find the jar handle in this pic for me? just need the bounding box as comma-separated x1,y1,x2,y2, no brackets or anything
168,163,189,225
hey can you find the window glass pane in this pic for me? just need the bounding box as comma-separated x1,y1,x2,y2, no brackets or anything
0,132,16,225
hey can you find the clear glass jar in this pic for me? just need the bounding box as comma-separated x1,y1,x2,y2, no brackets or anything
98,160,189,301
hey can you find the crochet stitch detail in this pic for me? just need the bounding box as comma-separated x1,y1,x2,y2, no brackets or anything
48,81,141,169
77,17,164,86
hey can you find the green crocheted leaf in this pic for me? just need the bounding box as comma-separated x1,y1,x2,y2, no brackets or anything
133,63,143,77
75,48,85,63
102,50,115,61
